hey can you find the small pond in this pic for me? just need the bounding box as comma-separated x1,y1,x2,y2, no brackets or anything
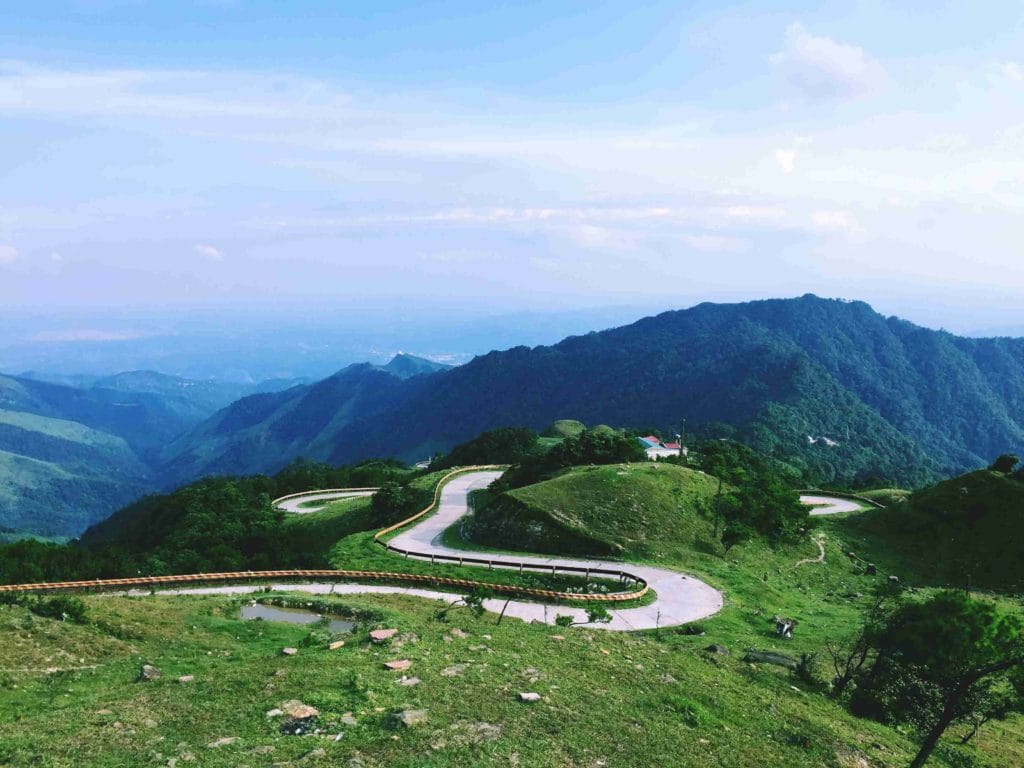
240,603,354,633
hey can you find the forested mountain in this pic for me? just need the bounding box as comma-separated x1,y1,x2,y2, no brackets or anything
165,295,1024,489
158,355,448,484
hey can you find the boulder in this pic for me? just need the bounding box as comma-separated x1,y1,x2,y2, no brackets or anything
177,675,195,683
281,647,298,656
742,650,798,669
138,664,162,682
370,628,398,643
384,659,412,671
328,640,345,650
518,692,542,702
280,700,319,719
397,675,421,687
206,737,239,749
704,644,729,656
389,709,428,728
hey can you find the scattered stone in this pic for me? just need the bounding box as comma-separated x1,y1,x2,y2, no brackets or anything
250,746,275,755
660,673,678,684
280,701,319,720
300,748,327,762
467,644,487,652
397,675,421,687
449,628,469,639
96,709,113,716
704,644,730,656
207,737,239,749
441,663,469,677
517,692,542,702
370,628,398,643
328,640,345,650
341,713,357,726
888,575,900,584
389,709,428,728
550,635,565,641
384,659,411,671
742,650,798,670
138,664,162,682
281,647,298,656
177,675,195,683
266,709,283,718
144,718,159,729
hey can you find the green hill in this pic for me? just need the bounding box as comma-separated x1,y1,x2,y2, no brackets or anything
470,463,721,557
839,469,1024,591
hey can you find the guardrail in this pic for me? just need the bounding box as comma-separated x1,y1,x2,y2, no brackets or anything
1,466,649,604
271,488,379,507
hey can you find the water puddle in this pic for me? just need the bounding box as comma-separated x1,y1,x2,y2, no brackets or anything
240,603,354,633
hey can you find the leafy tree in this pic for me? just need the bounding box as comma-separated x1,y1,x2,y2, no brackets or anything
824,583,904,699
849,591,1024,768
434,427,540,469
989,453,1020,474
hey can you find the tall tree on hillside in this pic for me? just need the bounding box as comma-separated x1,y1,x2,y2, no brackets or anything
849,592,1024,768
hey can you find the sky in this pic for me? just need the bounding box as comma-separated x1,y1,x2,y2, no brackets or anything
2,1,1024,334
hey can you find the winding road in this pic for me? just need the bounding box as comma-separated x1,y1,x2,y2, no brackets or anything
5,471,864,632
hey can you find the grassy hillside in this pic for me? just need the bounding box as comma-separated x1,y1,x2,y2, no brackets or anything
470,463,721,557
839,470,1024,592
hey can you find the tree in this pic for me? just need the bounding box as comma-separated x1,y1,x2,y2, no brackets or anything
720,519,753,556
824,583,903,699
989,454,1020,474
554,605,613,627
849,592,1024,768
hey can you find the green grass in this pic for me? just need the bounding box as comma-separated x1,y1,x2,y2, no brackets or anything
2,585,1020,768
1,464,1022,766
855,488,910,507
837,470,1024,592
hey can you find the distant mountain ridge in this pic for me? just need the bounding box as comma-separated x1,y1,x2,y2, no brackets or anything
164,295,1024,489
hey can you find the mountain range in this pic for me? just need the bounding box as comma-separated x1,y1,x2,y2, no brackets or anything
7,295,1024,537
161,295,1024,492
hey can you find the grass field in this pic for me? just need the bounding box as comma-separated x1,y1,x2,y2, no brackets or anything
0,464,1021,767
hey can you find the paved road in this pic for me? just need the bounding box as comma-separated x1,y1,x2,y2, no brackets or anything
800,494,865,515
142,470,724,631
275,490,375,514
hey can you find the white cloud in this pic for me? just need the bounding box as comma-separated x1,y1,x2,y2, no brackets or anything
0,245,17,264
194,244,224,260
1004,61,1024,82
775,148,797,174
771,23,887,100
812,210,857,232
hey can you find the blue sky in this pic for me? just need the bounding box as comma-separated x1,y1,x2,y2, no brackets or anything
3,1,1024,331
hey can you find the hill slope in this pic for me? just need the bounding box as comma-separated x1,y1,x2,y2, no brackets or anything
840,469,1024,591
159,356,445,484
469,463,721,557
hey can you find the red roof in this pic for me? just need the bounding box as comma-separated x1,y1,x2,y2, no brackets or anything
663,442,681,450
641,435,661,443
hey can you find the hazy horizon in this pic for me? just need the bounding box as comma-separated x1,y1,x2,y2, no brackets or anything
4,2,1024,334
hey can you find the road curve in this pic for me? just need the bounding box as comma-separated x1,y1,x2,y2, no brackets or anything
275,490,376,514
142,470,725,631
800,494,865,516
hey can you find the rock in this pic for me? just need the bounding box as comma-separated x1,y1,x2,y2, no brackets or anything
550,635,566,641
441,663,469,677
143,718,159,728
281,647,298,656
266,709,283,718
177,675,195,683
96,709,113,716
206,737,239,749
328,640,345,650
341,713,357,726
370,628,398,643
250,746,275,755
517,692,542,702
397,675,421,687
742,650,798,670
300,748,327,762
384,659,411,671
280,700,319,719
138,664,162,682
888,575,900,583
660,673,678,684
389,709,428,728
449,628,469,639
468,644,488,652
704,644,730,656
